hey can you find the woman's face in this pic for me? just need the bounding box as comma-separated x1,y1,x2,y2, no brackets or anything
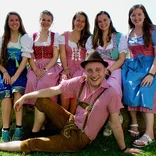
130,8,145,27
97,13,110,32
73,14,86,31
40,14,53,30
8,14,20,31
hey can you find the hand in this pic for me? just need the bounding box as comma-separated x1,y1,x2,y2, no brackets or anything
3,72,11,85
64,68,72,79
34,68,45,79
124,148,144,155
11,75,18,85
33,68,41,76
14,96,25,112
62,73,68,80
141,74,153,86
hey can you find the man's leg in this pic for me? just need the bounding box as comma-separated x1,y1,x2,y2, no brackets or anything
20,129,90,153
35,98,72,130
0,141,22,152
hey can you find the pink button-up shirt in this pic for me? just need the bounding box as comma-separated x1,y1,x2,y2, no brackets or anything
59,76,124,141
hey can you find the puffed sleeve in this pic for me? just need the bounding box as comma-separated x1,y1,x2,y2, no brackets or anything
118,34,128,54
58,35,65,45
20,34,34,58
85,36,94,54
152,29,156,47
53,32,60,49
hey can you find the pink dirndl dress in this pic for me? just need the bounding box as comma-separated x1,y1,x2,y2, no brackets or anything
61,31,86,78
25,32,62,105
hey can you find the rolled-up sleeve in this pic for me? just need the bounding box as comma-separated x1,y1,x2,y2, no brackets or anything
20,34,34,58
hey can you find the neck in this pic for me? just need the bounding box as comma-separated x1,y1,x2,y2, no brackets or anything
40,29,49,35
10,31,20,41
102,31,109,41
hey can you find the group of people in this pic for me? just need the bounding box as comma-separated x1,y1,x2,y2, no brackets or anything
0,3,155,155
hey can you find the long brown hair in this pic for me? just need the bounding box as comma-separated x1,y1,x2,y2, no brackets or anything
0,11,27,67
92,11,117,49
128,4,154,47
72,11,91,48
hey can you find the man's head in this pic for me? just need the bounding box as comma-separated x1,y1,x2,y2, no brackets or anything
81,51,108,69
81,51,108,90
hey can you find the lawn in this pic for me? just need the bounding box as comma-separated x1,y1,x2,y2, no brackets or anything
0,128,156,156
0,106,156,156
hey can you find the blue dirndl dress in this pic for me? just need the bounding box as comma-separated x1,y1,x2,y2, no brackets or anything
0,47,27,99
122,31,156,110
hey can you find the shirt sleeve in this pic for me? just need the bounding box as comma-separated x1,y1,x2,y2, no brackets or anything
20,34,34,58
85,36,94,54
118,34,128,54
152,29,156,47
58,76,83,98
53,32,60,49
58,35,65,45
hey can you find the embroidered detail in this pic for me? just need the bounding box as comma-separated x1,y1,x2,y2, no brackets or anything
71,47,81,61
96,34,116,60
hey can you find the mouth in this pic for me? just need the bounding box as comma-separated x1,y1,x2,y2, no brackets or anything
90,78,99,81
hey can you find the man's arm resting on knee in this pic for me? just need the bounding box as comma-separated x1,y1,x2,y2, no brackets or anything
14,86,62,112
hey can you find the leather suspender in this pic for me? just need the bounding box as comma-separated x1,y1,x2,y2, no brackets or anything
77,81,107,130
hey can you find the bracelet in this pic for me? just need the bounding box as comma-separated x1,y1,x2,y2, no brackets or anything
43,68,48,72
148,73,155,78
120,146,127,152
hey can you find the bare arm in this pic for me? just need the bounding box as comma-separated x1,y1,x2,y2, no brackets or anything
14,85,62,112
109,52,126,72
110,111,144,154
141,47,156,86
59,36,72,79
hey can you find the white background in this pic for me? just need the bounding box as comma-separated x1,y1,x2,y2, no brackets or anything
0,0,155,35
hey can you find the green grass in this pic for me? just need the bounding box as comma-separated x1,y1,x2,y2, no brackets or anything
0,106,156,155
0,130,156,156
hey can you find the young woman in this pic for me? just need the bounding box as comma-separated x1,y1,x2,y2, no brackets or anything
59,11,91,114
122,4,156,147
86,11,127,136
25,10,62,105
24,10,62,137
0,11,33,142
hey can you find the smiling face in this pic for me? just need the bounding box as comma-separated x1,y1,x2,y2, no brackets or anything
73,14,86,31
84,62,106,91
8,14,20,31
130,8,145,27
40,13,53,30
97,13,110,32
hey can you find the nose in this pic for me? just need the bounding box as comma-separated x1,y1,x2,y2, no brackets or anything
91,70,98,77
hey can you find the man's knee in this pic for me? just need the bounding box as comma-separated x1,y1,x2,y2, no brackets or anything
35,98,51,111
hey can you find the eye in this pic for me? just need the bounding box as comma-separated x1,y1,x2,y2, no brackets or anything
87,69,93,73
96,68,101,72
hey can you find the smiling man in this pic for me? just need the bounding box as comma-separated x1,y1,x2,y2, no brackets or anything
0,51,143,155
